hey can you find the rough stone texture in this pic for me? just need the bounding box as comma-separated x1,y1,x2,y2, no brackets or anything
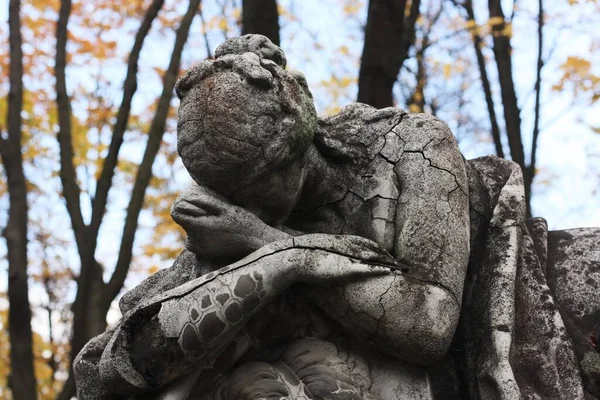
74,35,600,399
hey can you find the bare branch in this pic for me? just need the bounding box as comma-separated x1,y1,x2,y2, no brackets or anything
89,0,165,241
105,0,203,303
408,3,442,112
509,0,517,22
216,0,229,40
55,0,86,250
198,5,213,58
530,0,544,187
54,3,104,396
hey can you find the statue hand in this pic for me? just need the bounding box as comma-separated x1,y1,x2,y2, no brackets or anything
288,234,402,284
291,234,402,267
171,184,288,260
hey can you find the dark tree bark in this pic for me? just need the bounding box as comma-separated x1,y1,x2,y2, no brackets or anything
529,0,544,208
54,1,103,397
0,1,38,399
488,0,529,205
55,0,201,398
487,0,543,215
463,0,504,158
358,0,420,109
242,0,280,46
457,0,542,215
488,0,523,165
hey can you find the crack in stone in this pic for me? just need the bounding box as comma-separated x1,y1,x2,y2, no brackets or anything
212,125,261,148
357,114,406,152
292,189,352,215
401,148,468,198
177,118,204,129
378,135,401,167
374,276,397,335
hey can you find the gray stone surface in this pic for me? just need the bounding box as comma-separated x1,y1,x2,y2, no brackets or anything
74,35,600,399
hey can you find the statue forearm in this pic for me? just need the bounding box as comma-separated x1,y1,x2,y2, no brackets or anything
96,236,392,393
239,230,459,365
106,242,302,390
303,274,460,366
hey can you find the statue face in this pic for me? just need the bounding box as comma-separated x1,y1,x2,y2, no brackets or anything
176,53,317,199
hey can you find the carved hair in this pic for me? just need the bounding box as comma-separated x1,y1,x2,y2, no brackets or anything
175,34,287,99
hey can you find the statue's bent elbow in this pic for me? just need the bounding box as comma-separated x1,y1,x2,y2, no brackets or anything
380,282,461,367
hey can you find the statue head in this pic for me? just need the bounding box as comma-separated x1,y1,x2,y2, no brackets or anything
175,35,318,207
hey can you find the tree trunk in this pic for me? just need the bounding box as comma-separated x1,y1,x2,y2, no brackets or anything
358,0,420,109
57,269,108,400
0,1,38,399
463,0,504,159
488,0,529,212
242,0,280,46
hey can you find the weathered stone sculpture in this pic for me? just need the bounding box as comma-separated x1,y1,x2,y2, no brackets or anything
74,35,600,399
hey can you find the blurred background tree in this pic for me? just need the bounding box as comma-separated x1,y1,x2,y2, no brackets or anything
0,0,598,398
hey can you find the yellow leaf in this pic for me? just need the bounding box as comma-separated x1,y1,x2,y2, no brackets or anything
324,105,342,116
218,17,228,31
339,77,355,88
277,4,298,21
487,16,505,27
409,103,421,113
443,64,451,79
342,1,363,16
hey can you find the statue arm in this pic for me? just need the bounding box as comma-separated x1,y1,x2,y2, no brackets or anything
392,113,470,302
371,113,470,363
82,236,392,394
300,113,470,365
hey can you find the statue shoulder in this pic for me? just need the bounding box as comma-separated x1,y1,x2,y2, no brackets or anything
314,105,464,167
467,156,525,199
314,103,406,163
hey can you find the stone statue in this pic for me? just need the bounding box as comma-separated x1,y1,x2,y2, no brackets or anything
74,35,600,399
